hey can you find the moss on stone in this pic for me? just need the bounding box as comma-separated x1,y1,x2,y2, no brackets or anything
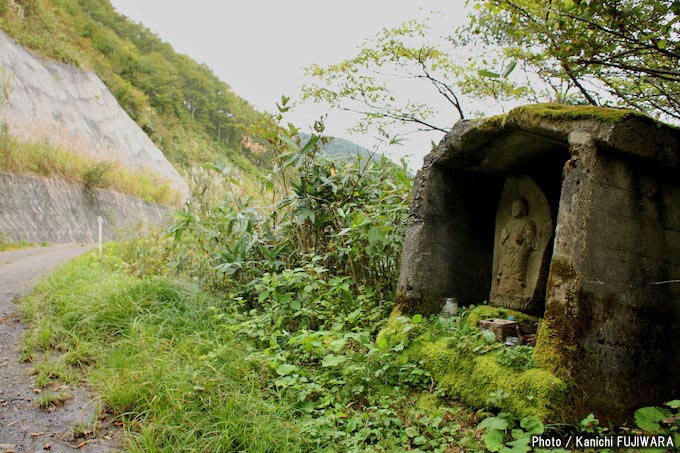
475,104,665,137
464,305,539,329
394,291,443,317
376,308,408,348
476,114,507,132
411,337,570,421
393,302,570,421
534,258,579,379
548,256,578,281
534,305,571,377
508,103,655,125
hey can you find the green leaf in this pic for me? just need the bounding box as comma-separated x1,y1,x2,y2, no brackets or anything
635,406,670,433
503,437,531,453
413,436,427,446
275,364,297,376
482,329,497,343
483,429,506,452
301,134,320,154
329,339,346,352
501,60,517,78
666,400,680,409
520,416,544,435
367,227,384,245
321,354,348,367
336,227,352,236
274,375,297,388
412,314,423,324
376,336,389,350
429,416,443,428
478,69,500,78
580,413,598,428
405,426,419,437
274,292,292,304
278,134,300,152
355,333,370,345
257,244,277,261
478,416,509,431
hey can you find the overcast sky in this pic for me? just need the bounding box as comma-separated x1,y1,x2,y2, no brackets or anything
108,1,470,169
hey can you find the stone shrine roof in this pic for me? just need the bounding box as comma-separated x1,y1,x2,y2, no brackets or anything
429,104,680,172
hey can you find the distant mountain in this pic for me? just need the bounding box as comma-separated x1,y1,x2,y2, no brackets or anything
319,137,378,161
298,134,389,163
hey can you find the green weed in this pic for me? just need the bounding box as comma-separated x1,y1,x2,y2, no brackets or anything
36,390,72,409
0,129,182,205
32,356,79,387
0,230,34,251
633,400,680,446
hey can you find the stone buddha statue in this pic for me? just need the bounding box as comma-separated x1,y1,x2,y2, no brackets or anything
490,177,552,315
490,196,541,312
495,198,536,295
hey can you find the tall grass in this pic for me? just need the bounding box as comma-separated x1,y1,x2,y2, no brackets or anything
0,129,183,206
22,251,301,452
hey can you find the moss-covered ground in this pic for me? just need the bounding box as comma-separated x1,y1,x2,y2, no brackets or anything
414,338,568,421
380,305,570,422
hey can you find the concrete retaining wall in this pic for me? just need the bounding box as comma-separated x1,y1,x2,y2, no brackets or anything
0,30,189,199
0,172,173,243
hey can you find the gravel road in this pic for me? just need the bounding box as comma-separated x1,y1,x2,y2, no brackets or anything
0,245,120,453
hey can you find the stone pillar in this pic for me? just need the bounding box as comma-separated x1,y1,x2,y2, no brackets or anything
537,131,680,422
535,131,595,396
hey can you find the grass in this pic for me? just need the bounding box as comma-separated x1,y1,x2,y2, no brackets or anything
35,390,73,409
0,230,38,251
32,356,80,388
0,240,35,252
20,245,488,452
0,129,183,206
22,249,302,452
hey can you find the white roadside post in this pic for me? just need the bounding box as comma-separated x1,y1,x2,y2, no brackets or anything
97,216,103,259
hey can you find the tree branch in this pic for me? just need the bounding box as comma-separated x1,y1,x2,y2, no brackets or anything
416,49,466,119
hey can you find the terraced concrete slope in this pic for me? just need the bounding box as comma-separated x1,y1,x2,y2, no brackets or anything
0,30,189,199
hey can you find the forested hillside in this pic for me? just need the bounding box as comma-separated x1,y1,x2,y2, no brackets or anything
0,0,264,174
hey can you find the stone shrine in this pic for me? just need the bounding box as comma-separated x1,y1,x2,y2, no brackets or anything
396,104,680,422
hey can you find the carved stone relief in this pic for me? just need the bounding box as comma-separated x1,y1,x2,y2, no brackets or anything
490,176,553,313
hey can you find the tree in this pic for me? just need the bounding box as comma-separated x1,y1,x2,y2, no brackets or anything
304,1,680,145
461,0,680,120
302,15,542,143
304,19,460,137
